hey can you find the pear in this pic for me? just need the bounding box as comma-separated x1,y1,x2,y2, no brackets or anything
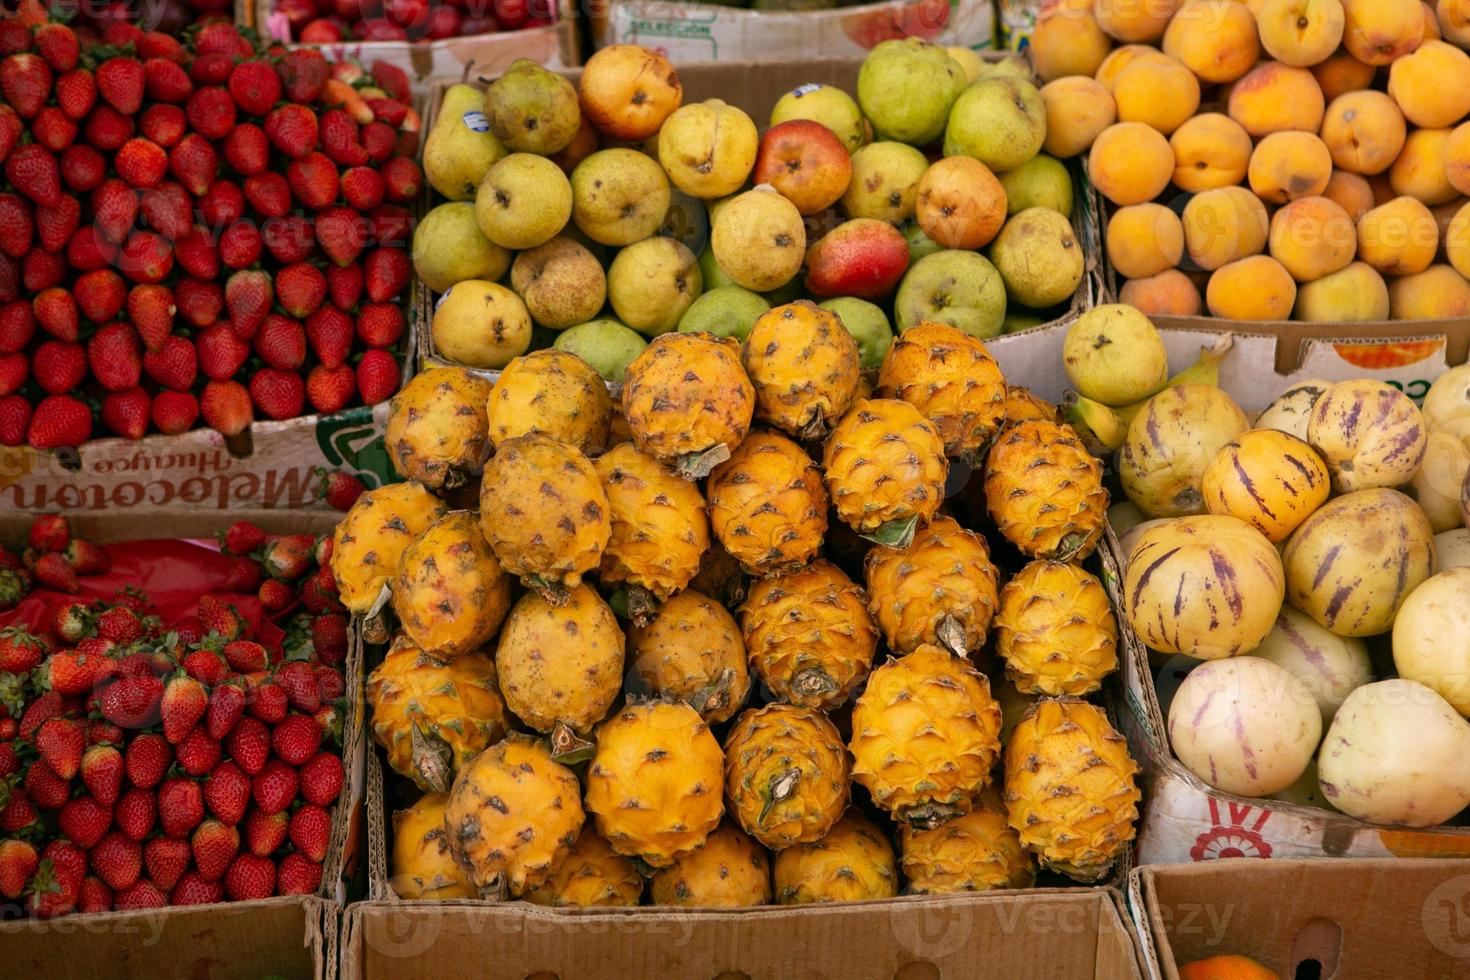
432,280,532,370
483,59,581,156
412,202,512,294
476,153,572,251
424,84,507,202
553,319,647,382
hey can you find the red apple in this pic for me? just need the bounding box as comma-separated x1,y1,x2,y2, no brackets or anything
804,218,909,300
753,119,853,217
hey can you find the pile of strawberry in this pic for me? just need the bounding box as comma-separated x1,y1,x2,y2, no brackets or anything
0,515,112,611
0,515,348,915
0,19,422,450
276,0,553,44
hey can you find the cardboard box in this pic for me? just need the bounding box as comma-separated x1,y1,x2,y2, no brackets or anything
590,0,995,64
1131,858,1470,980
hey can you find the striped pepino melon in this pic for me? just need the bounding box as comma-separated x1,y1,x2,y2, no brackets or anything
1120,384,1250,518
1306,380,1427,493
1201,428,1331,542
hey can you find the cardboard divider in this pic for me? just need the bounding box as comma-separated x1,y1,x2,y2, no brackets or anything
1131,858,1470,980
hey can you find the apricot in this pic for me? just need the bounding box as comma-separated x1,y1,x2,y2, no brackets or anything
1268,195,1358,281
1389,264,1470,318
1227,62,1326,137
1183,186,1270,270
1041,77,1118,158
1341,0,1425,64
1094,0,1182,43
1163,0,1261,83
1424,1,1444,40
1323,169,1377,220
1088,122,1175,206
1095,45,1164,91
1206,255,1298,319
1294,261,1390,320
1107,203,1186,278
1319,91,1407,176
1248,131,1334,204
1441,0,1470,44
1309,49,1375,102
1032,2,1114,82
1389,128,1459,205
1256,0,1346,66
1444,200,1470,277
1120,268,1203,314
1113,53,1201,135
1446,123,1470,195
1171,114,1253,192
1388,40,1470,128
1356,196,1439,275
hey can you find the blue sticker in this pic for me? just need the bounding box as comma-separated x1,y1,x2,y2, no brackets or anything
462,111,490,132
435,287,452,311
790,83,822,98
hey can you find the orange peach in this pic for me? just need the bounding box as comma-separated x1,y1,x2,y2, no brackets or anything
1041,77,1118,158
1388,40,1470,127
1446,122,1470,195
1356,195,1439,275
1032,1,1114,81
1163,0,1261,83
1107,203,1186,278
1389,263,1470,318
1183,185,1271,269
1323,169,1377,220
1095,44,1164,91
1171,114,1254,191
1319,91,1407,176
1113,53,1201,135
1311,47,1377,100
1389,128,1459,205
1269,195,1358,280
1256,0,1346,66
1433,197,1465,256
1248,131,1334,204
1088,121,1175,205
1119,268,1203,314
1227,62,1326,137
916,156,1007,249
1423,1,1443,39
1341,0,1426,64
1444,200,1470,276
1207,255,1298,319
1294,261,1390,320
1441,0,1470,44
1094,0,1182,43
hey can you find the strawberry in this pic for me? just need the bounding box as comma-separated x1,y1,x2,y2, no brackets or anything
251,314,306,372
200,179,246,227
75,267,127,322
370,60,412,103
219,221,262,270
78,746,122,811
139,182,193,241
170,227,216,281
224,269,273,339
185,86,235,141
176,726,221,776
0,839,37,899
114,786,156,841
44,649,98,697
222,555,262,593
100,22,145,48
143,58,193,104
36,716,84,779
198,323,250,381
0,396,22,445
33,288,77,341
51,602,93,644
24,248,68,291
222,123,269,176
228,60,282,117
262,534,317,582
0,300,32,354
0,789,38,835
242,808,287,858
277,852,322,896
259,214,310,267
57,794,111,848
52,70,96,127
88,322,143,391
226,715,271,775
357,302,405,348
203,760,251,826
26,395,90,450
170,870,223,905
272,712,322,766
317,470,366,513
27,859,79,918
277,263,328,320
252,760,298,815
361,121,398,163
306,364,356,415
223,520,267,555
364,247,411,302
119,230,175,284
66,540,110,575
278,49,329,104
162,674,208,744
319,109,367,167
33,552,79,593
300,569,342,614
222,639,268,674
86,718,125,746
179,650,225,689
189,51,234,86
0,356,27,398
158,777,204,839
0,196,31,261
249,368,306,421
6,144,61,206
34,195,80,252
286,151,338,210
265,104,319,159
286,803,332,863
34,23,79,73
139,31,185,62
199,595,247,641
316,206,370,268
298,760,342,813
25,759,71,811
224,852,276,900
99,673,164,729
90,830,141,891
100,387,149,439
191,818,239,881
249,681,289,725
366,97,408,129
0,53,51,119
30,513,70,552
126,284,175,352
152,391,199,435
0,104,17,161
139,103,185,147
257,579,295,612
381,156,423,203
176,277,224,328
115,137,167,189
82,104,134,153
195,22,254,58
140,338,194,396
357,350,401,407
143,836,190,891
112,878,165,910
167,133,217,197
243,171,291,218
0,625,46,674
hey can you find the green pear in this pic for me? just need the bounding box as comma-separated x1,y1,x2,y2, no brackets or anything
432,280,532,369
510,237,607,330
857,39,966,146
944,77,1047,173
1002,308,1047,333
476,153,572,250
553,319,647,382
412,202,512,294
770,84,865,153
608,237,703,336
424,84,507,201
483,59,581,155
999,155,1073,217
571,149,672,246
699,247,738,290
946,46,986,83
841,142,929,224
679,286,770,340
905,223,942,265
818,297,893,369
895,250,1007,338
988,207,1084,309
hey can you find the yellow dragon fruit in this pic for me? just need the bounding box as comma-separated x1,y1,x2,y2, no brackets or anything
367,635,510,793
898,788,1035,894
487,349,613,456
723,703,850,849
390,793,475,900
386,368,494,489
878,321,1008,460
740,560,879,710
707,429,828,577
595,443,710,615
331,482,448,615
823,398,948,547
863,514,1000,660
628,590,750,725
392,511,514,660
649,819,771,907
444,734,585,897
1005,386,1059,425
985,420,1108,562
850,645,1003,829
742,301,861,439
584,701,725,868
689,538,748,609
622,332,756,479
994,561,1118,697
479,432,610,600
773,812,898,905
522,827,644,908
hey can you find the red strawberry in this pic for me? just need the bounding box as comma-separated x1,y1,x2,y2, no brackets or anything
114,786,156,841
49,602,92,645
75,267,126,322
203,760,251,826
189,51,234,86
370,60,412,102
222,555,262,593
262,534,316,582
79,744,122,807
139,31,185,62
199,595,247,641
300,569,343,614
29,107,76,153
223,521,266,556
6,144,61,206
219,221,261,270
94,609,136,645
24,248,68,291
181,650,227,689
227,61,281,117
90,830,141,891
286,151,338,210
0,395,27,444
277,852,322,896
82,104,134,152
287,803,332,863
170,870,223,905
365,98,408,129
0,355,27,398
34,23,79,73
340,165,386,212
153,390,200,433
198,324,250,381
243,171,291,218
36,716,84,779
29,514,69,555
118,230,175,284
257,579,295,612
139,103,185,147
25,759,72,810
100,673,164,729
243,808,288,857
224,852,276,900
139,181,193,241
358,350,401,407
162,674,208,744
101,22,146,48
317,470,366,513
34,195,79,252
55,69,96,120
115,137,167,189
143,836,190,891
32,288,77,341
248,369,305,421
200,179,246,227
364,247,411,302
265,104,319,159
306,364,356,415
88,322,143,391
167,133,217,197
381,155,423,203
44,649,100,697
249,681,289,725
176,726,221,776
31,341,85,392
223,639,268,674
87,718,125,745
0,839,37,900
185,86,235,141
158,777,204,839
112,878,165,910
315,206,369,267
34,552,79,592
252,314,307,372
142,57,192,104
27,859,80,918
222,123,269,176
171,227,217,281
0,788,38,834
357,303,405,348
0,625,46,673
258,214,309,266
300,751,345,807
276,263,327,319
176,277,224,328
191,819,239,881
126,284,175,352
0,299,32,352
227,715,271,776
0,104,17,161
66,539,110,575
195,22,254,57
101,387,151,439
319,108,367,167
0,53,51,119
0,195,30,261
300,307,351,371
225,269,273,339
57,794,112,848
278,49,329,104
252,760,298,815
361,121,397,163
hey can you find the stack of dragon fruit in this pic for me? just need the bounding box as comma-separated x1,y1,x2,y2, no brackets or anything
0,18,422,450
0,515,348,915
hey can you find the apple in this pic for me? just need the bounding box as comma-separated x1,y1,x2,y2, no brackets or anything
753,120,853,217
